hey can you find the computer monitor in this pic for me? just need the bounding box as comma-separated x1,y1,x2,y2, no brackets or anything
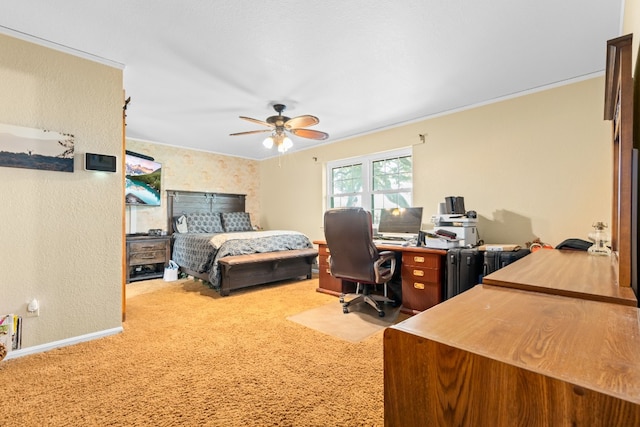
377,207,423,239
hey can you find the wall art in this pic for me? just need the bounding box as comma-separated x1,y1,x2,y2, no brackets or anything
0,123,74,172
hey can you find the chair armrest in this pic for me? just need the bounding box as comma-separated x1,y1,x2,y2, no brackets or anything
378,250,396,263
374,250,396,283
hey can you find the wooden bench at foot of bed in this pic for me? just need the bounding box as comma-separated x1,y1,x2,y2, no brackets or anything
218,248,318,296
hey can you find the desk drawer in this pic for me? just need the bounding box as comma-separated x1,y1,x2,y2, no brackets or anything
400,251,444,314
402,252,441,269
318,257,333,279
402,280,441,312
318,252,341,293
318,245,332,257
401,265,439,283
129,251,167,266
318,267,345,294
317,247,356,295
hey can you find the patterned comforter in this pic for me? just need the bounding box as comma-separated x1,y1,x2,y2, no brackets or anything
172,230,313,288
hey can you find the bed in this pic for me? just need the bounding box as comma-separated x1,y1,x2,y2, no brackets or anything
166,190,317,295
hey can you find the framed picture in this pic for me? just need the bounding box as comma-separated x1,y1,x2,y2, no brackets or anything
0,123,75,172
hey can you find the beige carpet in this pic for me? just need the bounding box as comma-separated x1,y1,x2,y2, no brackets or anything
0,276,409,427
125,276,181,298
287,299,402,343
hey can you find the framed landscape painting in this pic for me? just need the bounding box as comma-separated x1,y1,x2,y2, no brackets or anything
0,123,75,172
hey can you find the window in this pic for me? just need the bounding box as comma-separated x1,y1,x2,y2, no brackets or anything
327,148,413,225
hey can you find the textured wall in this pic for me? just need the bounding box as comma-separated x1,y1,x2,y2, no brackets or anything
124,140,260,233
0,33,123,348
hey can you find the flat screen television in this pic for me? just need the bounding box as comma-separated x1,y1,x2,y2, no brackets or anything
377,207,423,239
125,153,162,206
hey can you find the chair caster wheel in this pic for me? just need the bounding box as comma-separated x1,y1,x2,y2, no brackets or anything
378,311,385,317
391,300,400,307
339,297,344,304
343,307,349,314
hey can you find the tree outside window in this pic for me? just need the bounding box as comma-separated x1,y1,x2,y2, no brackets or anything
327,148,412,226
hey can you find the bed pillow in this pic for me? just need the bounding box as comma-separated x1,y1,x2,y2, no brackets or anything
173,215,189,233
221,212,252,232
185,212,224,233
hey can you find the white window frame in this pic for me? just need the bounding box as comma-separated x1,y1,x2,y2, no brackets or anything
326,147,413,221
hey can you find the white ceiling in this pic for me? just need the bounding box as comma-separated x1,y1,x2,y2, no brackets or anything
0,0,624,160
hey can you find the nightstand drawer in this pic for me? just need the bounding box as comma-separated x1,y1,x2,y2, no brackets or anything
129,241,168,253
129,251,167,265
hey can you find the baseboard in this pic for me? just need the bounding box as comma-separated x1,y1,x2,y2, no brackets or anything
4,326,124,360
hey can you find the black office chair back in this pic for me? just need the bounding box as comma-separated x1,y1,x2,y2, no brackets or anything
323,207,379,284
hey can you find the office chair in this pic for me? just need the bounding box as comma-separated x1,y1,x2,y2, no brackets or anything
323,207,397,317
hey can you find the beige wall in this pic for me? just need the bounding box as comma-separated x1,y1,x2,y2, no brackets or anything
0,33,123,349
260,77,612,247
124,140,260,233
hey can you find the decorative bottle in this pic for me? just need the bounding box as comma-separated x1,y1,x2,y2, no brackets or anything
587,221,611,256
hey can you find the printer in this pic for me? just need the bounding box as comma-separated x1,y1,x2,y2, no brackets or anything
423,196,479,248
430,213,478,247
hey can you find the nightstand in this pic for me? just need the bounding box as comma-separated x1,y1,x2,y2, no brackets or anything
126,235,171,283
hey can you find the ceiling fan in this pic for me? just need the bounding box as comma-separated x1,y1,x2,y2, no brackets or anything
230,104,329,153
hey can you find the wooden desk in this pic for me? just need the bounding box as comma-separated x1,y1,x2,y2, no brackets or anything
384,285,640,426
313,240,447,314
483,249,637,306
384,35,640,426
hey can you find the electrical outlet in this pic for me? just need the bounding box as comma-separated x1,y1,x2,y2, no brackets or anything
26,299,39,317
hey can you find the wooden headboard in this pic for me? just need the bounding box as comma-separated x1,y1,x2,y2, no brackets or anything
166,190,246,232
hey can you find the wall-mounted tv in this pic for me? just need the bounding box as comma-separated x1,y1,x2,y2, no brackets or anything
125,153,162,206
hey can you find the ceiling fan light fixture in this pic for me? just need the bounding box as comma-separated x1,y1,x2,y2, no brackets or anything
232,103,328,154
276,135,293,153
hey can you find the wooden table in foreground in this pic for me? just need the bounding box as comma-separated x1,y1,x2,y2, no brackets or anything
384,285,640,426
482,249,637,306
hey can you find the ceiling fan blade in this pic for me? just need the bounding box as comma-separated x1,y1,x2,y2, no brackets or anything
289,128,329,140
284,115,319,129
229,129,272,136
239,116,272,127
